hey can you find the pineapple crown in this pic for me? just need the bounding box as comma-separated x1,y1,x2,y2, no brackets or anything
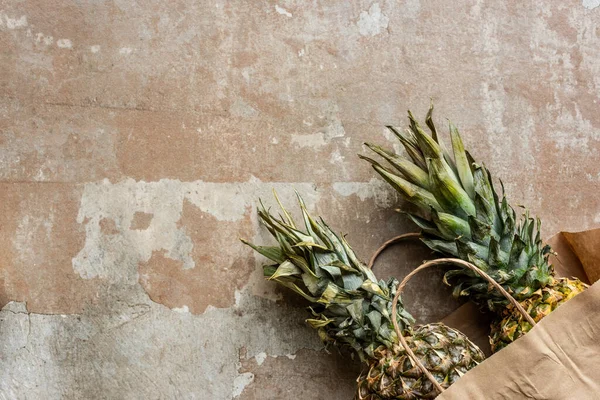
241,192,415,362
361,103,554,311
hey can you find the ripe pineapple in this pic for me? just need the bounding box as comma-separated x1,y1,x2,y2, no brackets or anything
362,104,588,351
242,194,484,398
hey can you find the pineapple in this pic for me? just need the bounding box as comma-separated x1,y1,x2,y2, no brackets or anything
362,104,588,352
242,194,484,398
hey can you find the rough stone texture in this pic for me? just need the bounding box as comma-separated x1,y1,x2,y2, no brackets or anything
1,1,600,398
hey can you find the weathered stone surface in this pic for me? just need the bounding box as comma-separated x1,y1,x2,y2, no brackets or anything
1,1,600,398
237,348,361,400
0,183,99,314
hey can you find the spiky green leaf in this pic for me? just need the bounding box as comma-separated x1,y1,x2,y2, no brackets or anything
449,123,475,199
427,158,476,218
241,240,286,263
364,143,430,189
372,164,442,212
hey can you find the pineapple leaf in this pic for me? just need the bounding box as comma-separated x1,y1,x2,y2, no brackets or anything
342,274,364,291
371,163,442,212
241,239,286,263
318,282,354,305
269,260,302,280
467,215,492,244
272,189,296,229
366,310,382,332
277,280,318,302
431,209,472,240
317,218,351,266
302,273,320,295
425,100,438,138
346,300,365,325
427,158,476,219
306,317,333,329
421,238,459,256
386,125,428,170
263,264,278,277
364,143,430,189
406,213,442,237
472,166,500,229
360,280,389,300
288,254,318,278
296,191,327,245
293,241,329,250
408,110,444,159
449,123,475,199
324,259,360,274
340,235,378,282
426,102,458,174
321,264,343,282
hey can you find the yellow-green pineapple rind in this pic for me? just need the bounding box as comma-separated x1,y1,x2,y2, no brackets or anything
490,277,588,352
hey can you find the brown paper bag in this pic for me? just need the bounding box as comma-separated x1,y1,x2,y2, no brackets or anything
438,228,600,400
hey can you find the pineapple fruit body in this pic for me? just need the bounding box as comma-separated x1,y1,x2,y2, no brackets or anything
243,195,483,398
490,277,587,351
357,323,483,399
363,104,588,352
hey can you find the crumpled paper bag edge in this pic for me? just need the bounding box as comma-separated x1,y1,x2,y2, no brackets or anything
437,228,600,399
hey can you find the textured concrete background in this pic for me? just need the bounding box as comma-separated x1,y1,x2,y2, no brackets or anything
1,1,600,399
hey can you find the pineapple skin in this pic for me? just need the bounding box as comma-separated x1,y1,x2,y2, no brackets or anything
363,104,589,352
243,195,484,398
490,277,587,352
357,323,484,399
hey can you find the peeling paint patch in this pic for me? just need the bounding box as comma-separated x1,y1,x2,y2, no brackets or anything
233,372,255,397
403,0,422,19
275,5,293,17
291,105,345,149
2,301,28,313
73,179,195,282
250,352,297,365
35,33,53,45
357,3,389,37
332,178,396,207
1,13,28,29
230,99,258,118
324,117,345,139
137,199,253,314
130,211,153,230
57,39,72,49
548,107,599,152
119,47,133,55
71,179,321,313
329,149,344,164
291,132,327,148
172,305,190,313
583,0,600,9
99,217,120,235
254,352,267,366
90,45,100,53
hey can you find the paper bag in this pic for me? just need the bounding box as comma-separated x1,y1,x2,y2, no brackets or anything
438,228,600,400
